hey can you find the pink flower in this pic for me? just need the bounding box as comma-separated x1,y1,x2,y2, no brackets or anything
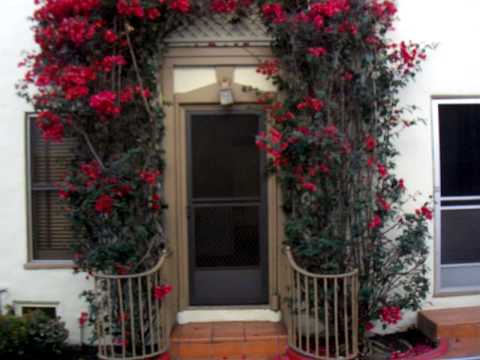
154,284,173,300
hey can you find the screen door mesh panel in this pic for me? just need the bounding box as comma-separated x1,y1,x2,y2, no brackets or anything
191,114,260,199
194,206,260,267
190,113,263,268
441,209,480,264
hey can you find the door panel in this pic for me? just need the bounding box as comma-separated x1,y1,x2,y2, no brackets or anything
187,112,268,306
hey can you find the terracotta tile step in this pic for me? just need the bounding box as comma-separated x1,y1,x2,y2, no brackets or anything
170,321,288,359
418,306,480,340
445,337,480,359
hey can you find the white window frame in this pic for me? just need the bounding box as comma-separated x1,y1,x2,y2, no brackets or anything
432,97,480,296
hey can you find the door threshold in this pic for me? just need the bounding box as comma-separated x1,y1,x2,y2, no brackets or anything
177,307,281,324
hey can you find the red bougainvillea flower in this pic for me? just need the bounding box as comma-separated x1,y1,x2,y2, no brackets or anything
256,59,279,77
365,321,374,332
323,125,338,138
154,284,173,300
139,169,161,185
79,312,89,327
104,29,118,43
398,178,405,189
377,196,391,212
80,160,101,181
59,17,97,45
379,306,402,325
297,96,325,112
416,206,433,220
262,3,286,24
89,91,121,117
211,0,237,13
100,55,127,73
269,127,282,145
303,182,317,192
312,15,324,30
377,162,388,178
368,214,382,229
117,0,145,17
36,110,65,143
308,47,327,58
169,0,191,13
147,8,161,20
150,193,162,210
95,194,114,214
365,135,377,151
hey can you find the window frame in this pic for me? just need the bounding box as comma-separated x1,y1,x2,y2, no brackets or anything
432,97,480,296
24,113,73,270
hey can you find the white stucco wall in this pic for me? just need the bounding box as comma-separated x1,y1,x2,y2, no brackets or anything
1,0,480,340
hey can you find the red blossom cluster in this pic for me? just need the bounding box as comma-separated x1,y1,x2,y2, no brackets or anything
154,284,173,300
89,91,121,118
307,47,327,58
59,16,98,45
379,306,402,325
33,0,101,21
262,3,286,24
256,60,280,77
368,214,382,229
139,169,161,185
78,312,89,327
416,206,433,220
36,110,65,142
297,96,325,112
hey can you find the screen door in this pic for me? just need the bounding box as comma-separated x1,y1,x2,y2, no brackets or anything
187,111,268,305
434,100,480,292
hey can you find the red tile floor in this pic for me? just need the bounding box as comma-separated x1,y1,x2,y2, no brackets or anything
170,321,288,360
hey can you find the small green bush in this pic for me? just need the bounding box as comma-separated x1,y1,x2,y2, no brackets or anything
0,315,29,356
0,311,69,358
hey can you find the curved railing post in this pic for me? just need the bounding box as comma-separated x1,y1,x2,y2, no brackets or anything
285,247,359,360
93,250,170,360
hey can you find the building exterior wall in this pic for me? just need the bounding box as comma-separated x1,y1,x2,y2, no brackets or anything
1,0,480,340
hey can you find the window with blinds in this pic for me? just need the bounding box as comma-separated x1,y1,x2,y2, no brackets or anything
28,115,76,260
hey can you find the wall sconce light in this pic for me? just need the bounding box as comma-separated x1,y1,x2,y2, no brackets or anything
219,79,234,106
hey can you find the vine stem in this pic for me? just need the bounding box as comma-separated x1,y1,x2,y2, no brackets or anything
125,21,155,121
73,124,106,170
